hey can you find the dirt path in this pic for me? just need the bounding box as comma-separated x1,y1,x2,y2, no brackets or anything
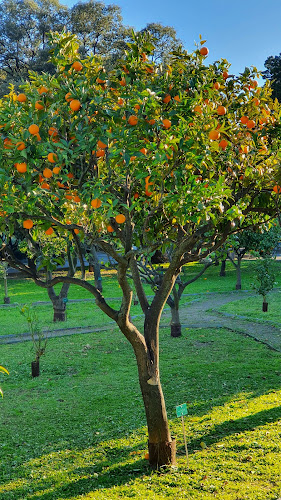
1,291,281,352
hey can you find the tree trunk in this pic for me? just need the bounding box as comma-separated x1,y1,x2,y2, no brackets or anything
31,360,40,377
3,265,10,303
219,259,226,277
235,257,242,290
53,297,67,321
262,297,268,312
170,305,181,337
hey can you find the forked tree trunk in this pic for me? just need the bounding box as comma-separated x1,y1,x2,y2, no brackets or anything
134,344,176,467
53,297,67,321
170,305,181,337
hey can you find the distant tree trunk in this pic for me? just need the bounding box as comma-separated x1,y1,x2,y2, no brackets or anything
262,296,268,312
3,265,10,304
235,256,242,290
88,245,102,292
219,259,226,277
170,304,181,337
47,280,70,322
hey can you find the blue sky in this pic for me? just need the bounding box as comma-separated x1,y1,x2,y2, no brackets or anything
62,0,281,77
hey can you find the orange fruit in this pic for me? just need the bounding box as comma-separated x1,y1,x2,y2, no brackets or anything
28,124,39,135
118,98,124,105
43,167,53,178
67,172,74,179
4,138,12,149
194,105,202,114
209,130,220,141
107,225,114,232
213,82,220,90
240,145,249,154
273,185,281,193
222,71,229,80
38,86,48,94
219,139,228,150
148,118,155,125
16,141,26,150
139,147,147,155
162,119,171,129
246,120,255,129
144,453,150,460
97,140,107,149
35,101,44,110
17,93,27,102
250,80,258,89
53,166,61,174
73,195,81,203
240,116,249,124
128,115,138,126
74,228,80,234
72,61,83,71
41,182,50,189
16,162,27,173
253,98,260,106
96,149,105,158
70,99,81,111
91,198,102,208
65,92,73,102
115,214,126,224
200,47,209,56
45,227,54,235
217,106,227,116
23,219,33,229
120,77,126,86
163,94,171,104
47,152,58,163
174,95,181,102
48,127,58,137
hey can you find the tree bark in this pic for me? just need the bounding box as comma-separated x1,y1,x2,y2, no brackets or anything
219,259,226,277
31,360,40,377
170,305,181,337
235,256,242,290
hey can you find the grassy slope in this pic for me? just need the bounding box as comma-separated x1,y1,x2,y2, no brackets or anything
1,327,281,499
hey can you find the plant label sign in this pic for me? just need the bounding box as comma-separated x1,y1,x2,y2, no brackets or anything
176,403,188,418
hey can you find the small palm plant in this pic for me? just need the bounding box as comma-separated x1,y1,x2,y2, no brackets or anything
19,305,47,377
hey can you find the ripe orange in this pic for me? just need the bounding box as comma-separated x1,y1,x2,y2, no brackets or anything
107,225,114,232
35,101,44,110
222,71,229,80
72,61,83,71
115,214,126,224
253,98,260,106
96,149,105,158
47,152,58,163
74,228,80,234
97,140,107,149
4,138,12,149
194,105,202,114
41,182,50,189
16,162,27,173
118,98,124,106
23,219,33,229
240,116,249,124
45,227,54,235
139,147,147,155
91,198,102,208
250,80,258,89
48,127,58,137
65,92,73,102
128,115,138,126
240,145,249,154
162,119,171,129
213,82,220,90
67,172,74,179
53,166,61,174
96,77,106,84
199,47,209,56
17,93,27,102
246,119,255,129
38,86,48,94
174,95,181,102
217,106,227,116
16,141,26,150
28,124,39,135
120,77,126,86
163,94,171,104
273,185,281,193
43,167,53,178
209,130,220,141
70,99,81,111
219,139,228,150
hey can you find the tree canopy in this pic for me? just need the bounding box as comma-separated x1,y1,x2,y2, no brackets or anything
263,54,281,102
1,31,281,466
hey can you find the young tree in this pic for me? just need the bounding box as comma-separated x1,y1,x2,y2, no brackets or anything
1,32,281,466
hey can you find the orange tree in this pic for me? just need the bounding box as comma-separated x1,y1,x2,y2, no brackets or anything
1,31,281,466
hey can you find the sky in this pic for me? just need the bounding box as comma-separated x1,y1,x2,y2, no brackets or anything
62,0,281,77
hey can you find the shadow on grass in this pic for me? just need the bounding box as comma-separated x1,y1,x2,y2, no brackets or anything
185,405,281,453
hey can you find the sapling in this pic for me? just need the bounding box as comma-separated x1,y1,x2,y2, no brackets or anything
252,258,276,312
19,305,47,377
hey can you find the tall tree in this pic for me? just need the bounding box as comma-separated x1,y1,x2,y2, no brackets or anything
263,54,281,102
140,22,181,64
0,0,68,94
1,32,281,467
70,1,131,67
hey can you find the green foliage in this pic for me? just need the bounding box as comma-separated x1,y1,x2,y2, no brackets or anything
19,304,47,361
252,258,276,299
263,53,281,102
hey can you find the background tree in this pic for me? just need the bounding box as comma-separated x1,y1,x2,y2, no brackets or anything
140,23,182,64
1,32,281,467
0,0,68,95
70,0,131,68
263,54,281,102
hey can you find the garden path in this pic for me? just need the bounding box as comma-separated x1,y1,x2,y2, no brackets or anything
1,290,281,352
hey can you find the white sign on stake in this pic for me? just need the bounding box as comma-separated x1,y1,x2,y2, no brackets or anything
176,403,189,466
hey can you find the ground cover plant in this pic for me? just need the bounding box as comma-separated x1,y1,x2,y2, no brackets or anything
1,30,281,466
1,326,281,499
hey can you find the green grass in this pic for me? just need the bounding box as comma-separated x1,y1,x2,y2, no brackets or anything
1,327,281,499
216,290,281,327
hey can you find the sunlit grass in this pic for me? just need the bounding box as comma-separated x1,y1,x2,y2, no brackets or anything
1,326,281,499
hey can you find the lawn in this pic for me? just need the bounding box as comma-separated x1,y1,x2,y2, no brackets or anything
1,326,281,499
